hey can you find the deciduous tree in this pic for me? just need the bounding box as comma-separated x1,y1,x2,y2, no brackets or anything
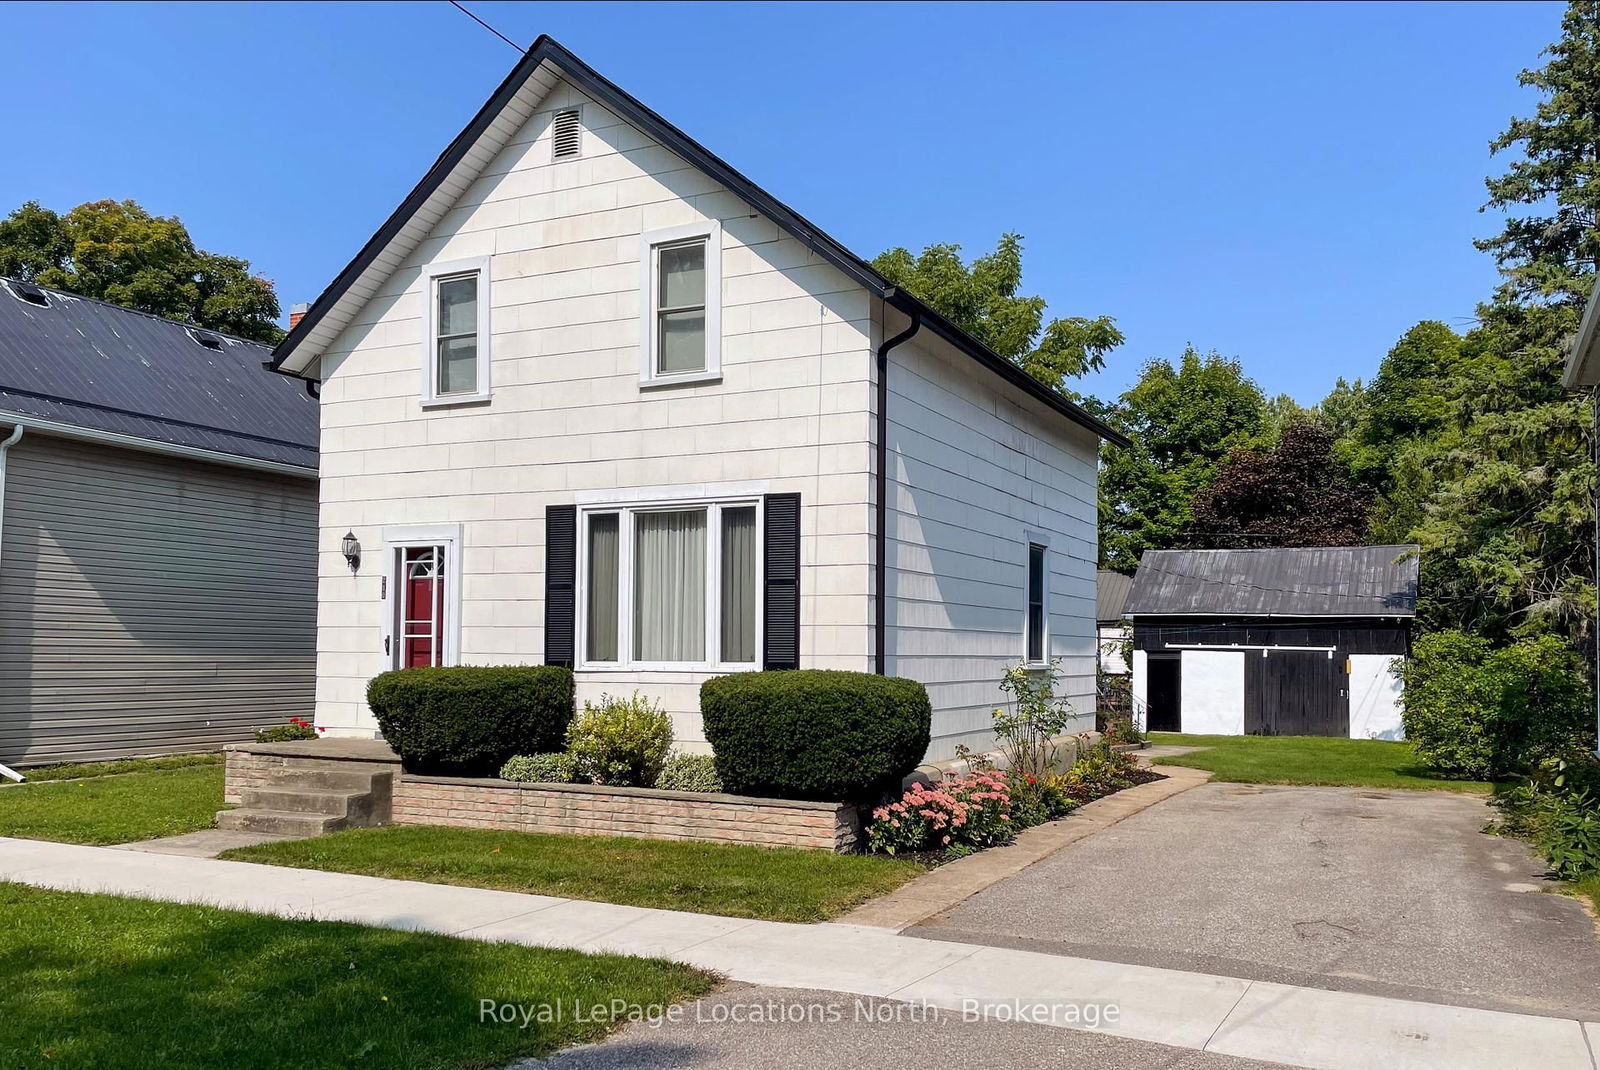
1186,421,1372,549
1098,348,1264,571
872,233,1122,395
0,199,283,342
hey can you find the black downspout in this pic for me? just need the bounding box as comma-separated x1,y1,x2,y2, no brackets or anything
875,300,921,676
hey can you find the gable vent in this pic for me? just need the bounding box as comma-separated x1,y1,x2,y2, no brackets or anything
551,108,582,160
6,280,49,308
188,328,224,351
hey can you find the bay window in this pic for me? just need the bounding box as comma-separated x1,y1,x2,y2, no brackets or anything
581,498,759,669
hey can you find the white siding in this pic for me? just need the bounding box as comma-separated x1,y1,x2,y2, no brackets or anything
312,79,875,742
1179,650,1245,735
1349,653,1405,740
880,319,1101,760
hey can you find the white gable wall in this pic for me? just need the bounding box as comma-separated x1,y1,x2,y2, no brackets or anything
881,319,1101,760
311,79,876,744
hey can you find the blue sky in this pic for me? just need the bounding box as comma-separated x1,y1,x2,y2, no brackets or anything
0,1,1563,405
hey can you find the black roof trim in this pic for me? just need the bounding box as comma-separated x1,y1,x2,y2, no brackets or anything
271,35,1129,448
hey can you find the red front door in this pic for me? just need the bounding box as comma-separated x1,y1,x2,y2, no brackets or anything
400,546,444,668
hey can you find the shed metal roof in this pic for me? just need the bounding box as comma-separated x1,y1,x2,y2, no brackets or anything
1097,569,1135,624
0,279,317,471
1124,545,1420,619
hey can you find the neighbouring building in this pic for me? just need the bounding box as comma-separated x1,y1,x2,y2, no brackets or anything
1097,569,1133,676
265,37,1128,762
1124,545,1417,739
0,278,319,767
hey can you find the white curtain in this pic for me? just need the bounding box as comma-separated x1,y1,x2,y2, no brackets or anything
635,510,706,662
721,507,757,662
587,514,618,661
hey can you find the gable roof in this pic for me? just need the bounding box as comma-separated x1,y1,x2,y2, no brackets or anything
1096,569,1135,624
0,279,318,472
1124,545,1420,619
270,35,1129,449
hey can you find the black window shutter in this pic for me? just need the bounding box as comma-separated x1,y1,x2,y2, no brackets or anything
545,505,577,668
763,493,801,670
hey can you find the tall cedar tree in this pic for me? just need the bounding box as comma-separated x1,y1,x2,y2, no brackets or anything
1098,348,1265,572
1398,2,1600,647
1186,421,1372,549
871,233,1123,397
0,199,283,342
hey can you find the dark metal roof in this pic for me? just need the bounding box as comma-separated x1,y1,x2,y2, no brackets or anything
1097,569,1135,624
1124,545,1420,619
269,35,1129,449
0,280,317,470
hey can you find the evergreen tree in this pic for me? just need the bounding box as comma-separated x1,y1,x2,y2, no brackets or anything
1405,2,1600,648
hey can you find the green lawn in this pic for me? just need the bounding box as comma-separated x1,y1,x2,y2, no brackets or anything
225,824,924,923
17,752,224,783
1148,733,1498,792
0,764,226,845
0,882,711,1070
1568,873,1600,918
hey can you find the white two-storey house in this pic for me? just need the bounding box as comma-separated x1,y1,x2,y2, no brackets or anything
270,37,1127,761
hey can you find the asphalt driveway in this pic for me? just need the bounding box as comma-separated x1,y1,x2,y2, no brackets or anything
908,782,1600,1020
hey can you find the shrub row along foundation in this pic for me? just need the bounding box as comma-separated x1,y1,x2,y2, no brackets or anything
226,744,860,852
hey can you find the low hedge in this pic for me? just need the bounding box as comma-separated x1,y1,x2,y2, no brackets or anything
367,666,574,775
700,670,930,801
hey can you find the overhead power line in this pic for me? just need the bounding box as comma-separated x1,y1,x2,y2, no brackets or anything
447,1,526,53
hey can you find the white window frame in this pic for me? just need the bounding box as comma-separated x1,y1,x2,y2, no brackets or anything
420,256,492,407
380,524,463,669
638,221,722,388
1023,533,1051,667
577,495,761,672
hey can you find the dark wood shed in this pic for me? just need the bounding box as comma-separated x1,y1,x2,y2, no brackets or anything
1124,545,1419,739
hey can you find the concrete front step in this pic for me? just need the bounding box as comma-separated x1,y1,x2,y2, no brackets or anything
270,767,386,793
216,763,393,836
239,785,368,817
216,808,347,836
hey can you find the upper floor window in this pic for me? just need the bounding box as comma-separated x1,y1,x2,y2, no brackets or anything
421,257,491,405
639,222,721,387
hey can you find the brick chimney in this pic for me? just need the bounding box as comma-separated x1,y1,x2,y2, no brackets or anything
289,302,310,330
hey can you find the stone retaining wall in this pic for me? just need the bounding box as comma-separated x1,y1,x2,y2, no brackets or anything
393,776,859,852
224,743,859,851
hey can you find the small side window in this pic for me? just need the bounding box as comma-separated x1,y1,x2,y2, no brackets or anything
420,257,491,405
1026,543,1048,664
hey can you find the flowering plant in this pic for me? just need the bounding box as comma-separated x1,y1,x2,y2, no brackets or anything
254,716,320,743
866,770,1017,855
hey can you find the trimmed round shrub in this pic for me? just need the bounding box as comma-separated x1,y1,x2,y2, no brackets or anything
567,692,674,787
655,753,723,793
367,666,574,775
499,752,578,784
700,670,931,801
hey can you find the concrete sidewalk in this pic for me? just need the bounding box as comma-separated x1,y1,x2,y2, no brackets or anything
2,836,1594,1070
